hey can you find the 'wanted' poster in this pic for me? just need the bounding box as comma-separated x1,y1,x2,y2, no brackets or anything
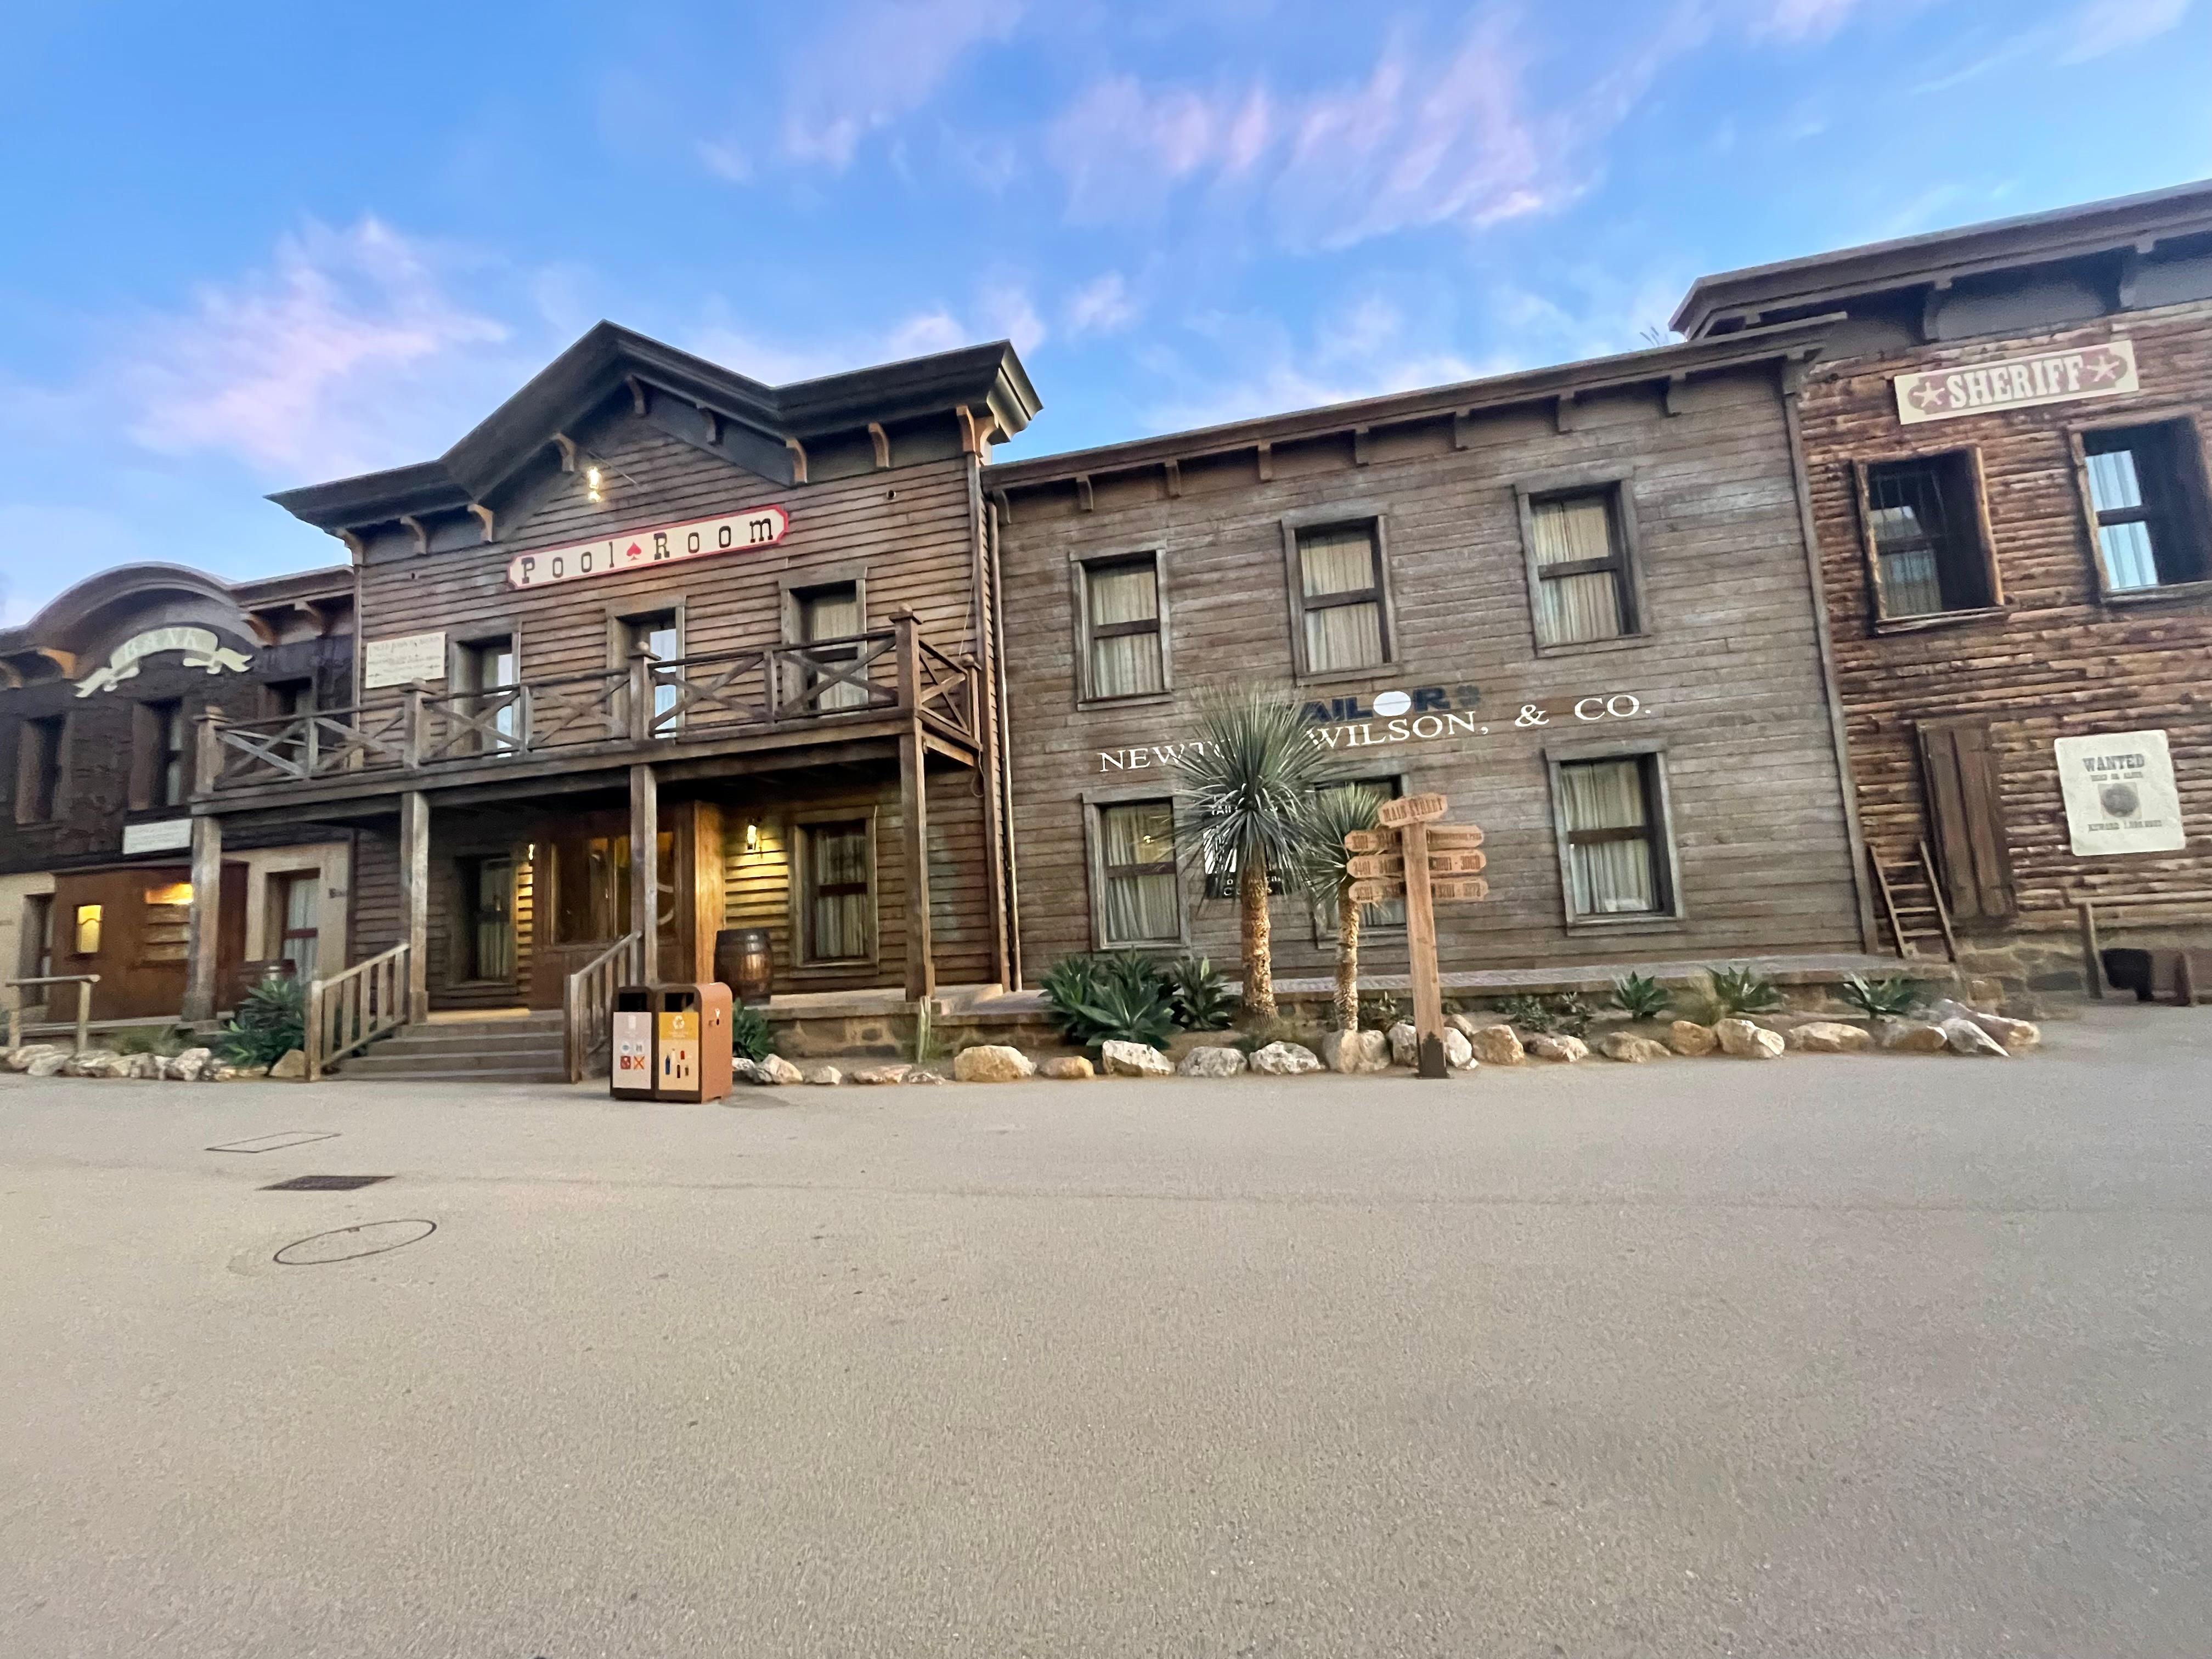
2053,730,2187,857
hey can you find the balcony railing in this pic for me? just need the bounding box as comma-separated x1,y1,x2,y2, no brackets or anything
205,617,979,795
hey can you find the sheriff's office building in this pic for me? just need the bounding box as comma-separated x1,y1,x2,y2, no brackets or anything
1,178,2203,1072
1675,178,2212,992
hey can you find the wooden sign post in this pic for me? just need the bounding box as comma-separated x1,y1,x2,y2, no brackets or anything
1355,797,1488,1080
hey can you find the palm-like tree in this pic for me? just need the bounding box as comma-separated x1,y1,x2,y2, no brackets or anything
1176,689,1331,1023
1300,783,1387,1034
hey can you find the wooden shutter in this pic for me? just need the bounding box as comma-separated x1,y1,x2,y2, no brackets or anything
1916,718,2015,920
128,703,157,812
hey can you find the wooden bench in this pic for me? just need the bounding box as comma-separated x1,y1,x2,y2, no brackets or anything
2076,890,2212,1002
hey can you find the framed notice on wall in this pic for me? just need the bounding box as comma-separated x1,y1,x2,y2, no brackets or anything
362,631,447,690
2053,729,2187,856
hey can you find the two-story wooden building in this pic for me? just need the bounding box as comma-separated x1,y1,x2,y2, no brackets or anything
1675,179,2212,991
201,324,1035,1059
0,563,354,1026
984,319,1878,982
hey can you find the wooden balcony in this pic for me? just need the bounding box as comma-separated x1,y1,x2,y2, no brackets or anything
196,613,983,814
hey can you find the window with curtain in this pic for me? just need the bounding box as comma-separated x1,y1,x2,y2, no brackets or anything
456,636,518,748
1557,756,1668,919
1528,490,1636,645
619,611,681,729
1097,800,1179,945
1084,557,1165,699
798,584,868,710
1861,454,1996,619
804,820,872,960
1295,523,1387,673
2081,421,2212,592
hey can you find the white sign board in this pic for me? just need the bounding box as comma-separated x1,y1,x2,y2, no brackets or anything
74,627,251,697
1895,337,2138,425
362,631,447,690
2054,729,2186,856
121,818,193,855
507,505,791,590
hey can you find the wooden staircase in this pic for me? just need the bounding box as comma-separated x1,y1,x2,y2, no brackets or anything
1869,840,1957,962
335,1011,569,1085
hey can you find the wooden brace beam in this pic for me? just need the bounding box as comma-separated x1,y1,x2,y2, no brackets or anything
551,432,580,472
467,503,496,543
1255,440,1273,482
784,436,809,484
867,421,891,470
398,514,432,555
1163,458,1182,499
1075,475,1093,512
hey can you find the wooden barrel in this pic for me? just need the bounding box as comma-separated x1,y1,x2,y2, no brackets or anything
714,927,774,1004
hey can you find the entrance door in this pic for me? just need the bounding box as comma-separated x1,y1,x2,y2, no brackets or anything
461,856,515,982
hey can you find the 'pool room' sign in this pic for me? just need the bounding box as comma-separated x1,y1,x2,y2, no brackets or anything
507,506,791,589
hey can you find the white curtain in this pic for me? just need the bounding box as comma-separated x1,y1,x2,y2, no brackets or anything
1560,759,1657,916
1531,495,1624,645
802,589,868,709
283,875,322,982
1088,563,1164,697
810,825,870,958
2086,449,2159,590
1101,802,1178,943
1866,502,1945,616
1300,527,1384,671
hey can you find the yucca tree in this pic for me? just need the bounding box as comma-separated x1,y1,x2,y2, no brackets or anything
1175,689,1331,1022
1300,782,1387,1034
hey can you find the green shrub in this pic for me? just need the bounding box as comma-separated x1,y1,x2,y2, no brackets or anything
729,1002,772,1062
1160,954,1235,1031
1610,973,1672,1022
1495,992,1593,1039
1705,964,1784,1018
1041,954,1107,1045
1356,989,1404,1032
1232,1015,1320,1055
1041,952,1178,1049
1839,973,1922,1020
111,1024,191,1058
213,977,307,1068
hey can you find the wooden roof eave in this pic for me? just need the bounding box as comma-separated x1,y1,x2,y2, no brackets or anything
983,314,1843,496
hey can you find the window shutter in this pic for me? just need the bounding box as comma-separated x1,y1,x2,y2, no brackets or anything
1849,460,1888,624
1916,718,2015,920
1963,447,2004,606
128,703,156,812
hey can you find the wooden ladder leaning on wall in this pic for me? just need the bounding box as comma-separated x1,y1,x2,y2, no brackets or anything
1869,841,1958,962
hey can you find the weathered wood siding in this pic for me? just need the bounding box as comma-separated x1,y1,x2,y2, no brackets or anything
1797,299,2212,984
991,368,1867,978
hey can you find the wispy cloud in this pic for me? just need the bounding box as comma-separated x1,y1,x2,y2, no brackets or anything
1065,272,1140,337
687,279,1040,387
120,217,518,479
2059,0,2190,61
781,0,1022,168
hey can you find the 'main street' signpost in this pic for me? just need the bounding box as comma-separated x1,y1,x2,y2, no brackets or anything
1350,794,1490,1079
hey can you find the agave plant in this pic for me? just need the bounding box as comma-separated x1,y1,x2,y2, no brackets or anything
1839,972,1922,1020
729,1002,773,1062
1174,689,1333,1022
1705,964,1785,1018
1610,972,1672,1022
1040,953,1108,1045
1065,971,1178,1051
1297,782,1389,1032
1160,954,1235,1031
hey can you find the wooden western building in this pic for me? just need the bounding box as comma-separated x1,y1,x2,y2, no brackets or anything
984,319,1878,980
207,324,1035,1060
0,564,355,1028
1675,178,2212,991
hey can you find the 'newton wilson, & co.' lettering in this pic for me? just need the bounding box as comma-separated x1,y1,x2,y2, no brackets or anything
507,505,791,590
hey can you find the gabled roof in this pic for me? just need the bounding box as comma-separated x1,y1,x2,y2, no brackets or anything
270,321,1041,533
1672,177,2212,338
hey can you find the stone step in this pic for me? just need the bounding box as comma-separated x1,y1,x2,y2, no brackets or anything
365,1030,566,1058
334,1067,573,1086
343,1046,563,1076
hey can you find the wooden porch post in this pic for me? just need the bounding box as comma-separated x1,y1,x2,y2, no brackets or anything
399,791,431,1025
181,811,224,1024
629,761,658,983
894,611,935,1002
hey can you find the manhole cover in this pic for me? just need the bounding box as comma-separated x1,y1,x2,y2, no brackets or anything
262,1174,392,1192
207,1131,340,1154
274,1219,437,1266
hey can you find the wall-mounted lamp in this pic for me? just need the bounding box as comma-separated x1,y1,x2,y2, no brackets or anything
743,821,760,854
585,465,603,504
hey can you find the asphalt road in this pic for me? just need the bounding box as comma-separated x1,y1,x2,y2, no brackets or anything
3,1005,2209,1658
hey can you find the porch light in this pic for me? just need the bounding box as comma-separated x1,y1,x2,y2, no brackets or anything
743,821,759,854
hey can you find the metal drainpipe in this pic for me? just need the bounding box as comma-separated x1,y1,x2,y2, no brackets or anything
987,495,1023,990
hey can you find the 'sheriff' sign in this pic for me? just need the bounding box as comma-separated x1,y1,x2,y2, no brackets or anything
1894,338,2137,425
507,505,791,590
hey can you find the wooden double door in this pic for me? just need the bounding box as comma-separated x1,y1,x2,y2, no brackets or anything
524,801,726,1007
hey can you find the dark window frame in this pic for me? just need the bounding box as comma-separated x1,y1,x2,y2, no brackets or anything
1543,740,1686,934
1848,447,2005,631
1073,550,1172,707
1308,774,1409,944
2064,409,2212,603
15,712,66,825
789,806,879,968
130,698,189,810
1513,472,1650,655
1079,786,1191,951
1279,505,1400,684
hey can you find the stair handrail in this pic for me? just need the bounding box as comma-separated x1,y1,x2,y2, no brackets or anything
306,942,411,1081
563,932,642,1084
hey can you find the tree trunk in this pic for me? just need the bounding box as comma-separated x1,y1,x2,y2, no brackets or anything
1239,856,1275,1023
1334,888,1361,1032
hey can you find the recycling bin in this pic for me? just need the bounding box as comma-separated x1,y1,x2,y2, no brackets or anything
611,985,658,1099
655,981,733,1103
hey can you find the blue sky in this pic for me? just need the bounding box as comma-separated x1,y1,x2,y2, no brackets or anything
3,0,2207,621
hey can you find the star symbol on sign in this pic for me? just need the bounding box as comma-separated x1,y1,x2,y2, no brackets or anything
1909,380,1950,411
2083,351,2123,386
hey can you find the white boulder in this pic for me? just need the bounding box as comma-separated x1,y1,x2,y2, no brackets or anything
1940,1018,2008,1057
1101,1040,1174,1077
1715,1018,1785,1059
1177,1046,1246,1077
1318,1029,1389,1074
1527,1034,1587,1063
952,1044,1035,1082
1248,1042,1322,1076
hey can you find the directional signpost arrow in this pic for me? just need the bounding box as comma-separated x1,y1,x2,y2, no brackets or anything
1345,795,1491,1080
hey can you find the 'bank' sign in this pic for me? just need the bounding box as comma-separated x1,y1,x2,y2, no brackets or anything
1894,339,2137,425
507,505,791,589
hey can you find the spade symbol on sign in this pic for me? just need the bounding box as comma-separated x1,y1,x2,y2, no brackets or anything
626,543,644,560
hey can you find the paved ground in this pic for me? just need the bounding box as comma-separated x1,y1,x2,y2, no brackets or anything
3,1005,2209,1658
